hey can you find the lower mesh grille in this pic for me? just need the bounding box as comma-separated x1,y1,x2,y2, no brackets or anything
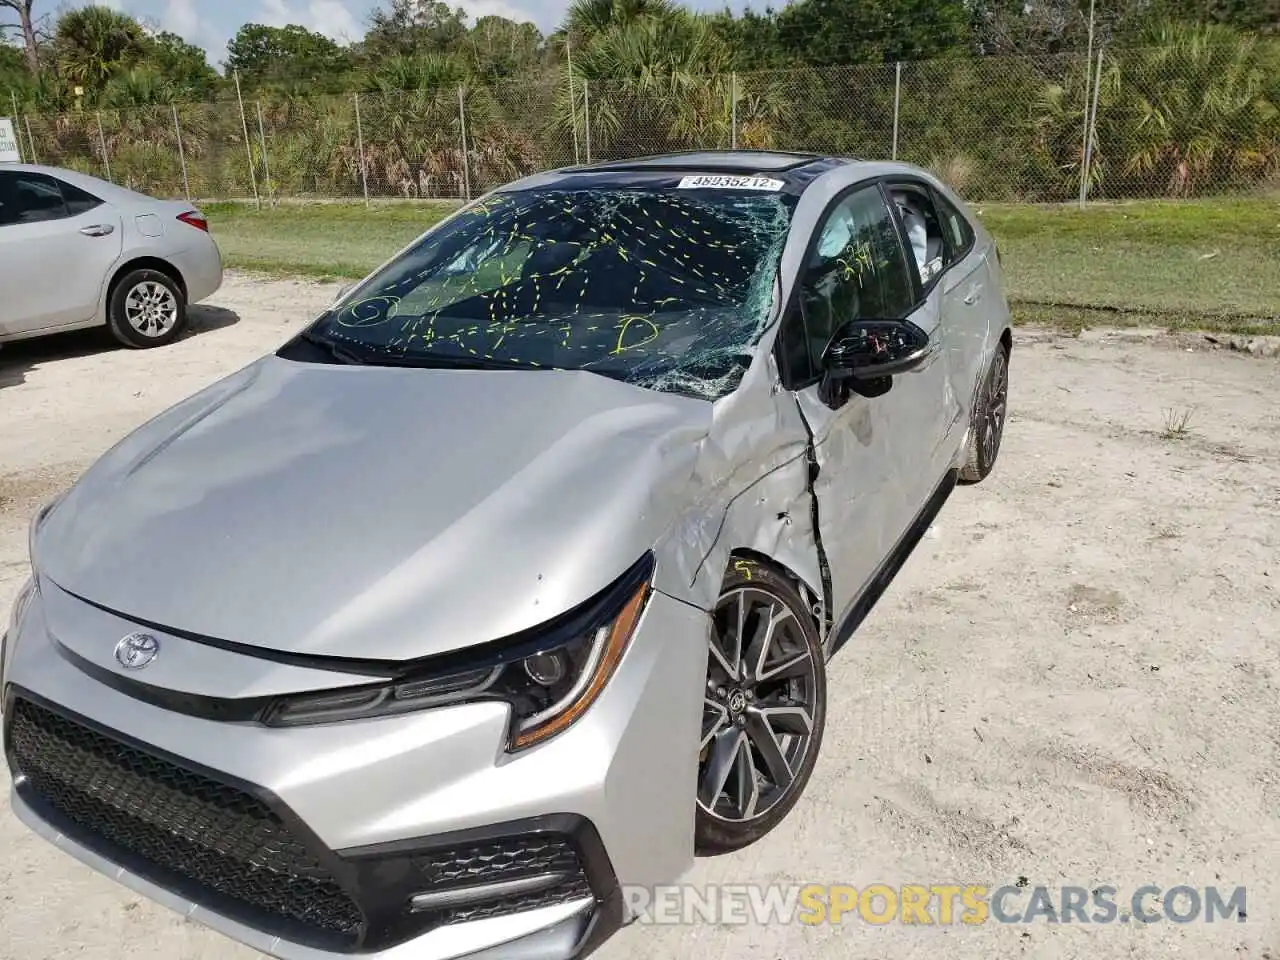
7,697,364,943
444,876,595,925
411,834,595,925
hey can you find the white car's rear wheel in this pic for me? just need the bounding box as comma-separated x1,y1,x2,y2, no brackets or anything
107,268,186,348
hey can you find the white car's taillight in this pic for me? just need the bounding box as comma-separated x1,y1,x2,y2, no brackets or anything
176,210,208,232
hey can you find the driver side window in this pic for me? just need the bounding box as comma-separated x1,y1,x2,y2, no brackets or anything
781,185,915,386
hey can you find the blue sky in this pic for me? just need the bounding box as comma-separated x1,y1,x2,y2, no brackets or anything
62,0,776,69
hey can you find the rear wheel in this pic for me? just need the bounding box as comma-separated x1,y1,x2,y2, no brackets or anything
107,268,186,348
958,341,1009,484
695,563,826,855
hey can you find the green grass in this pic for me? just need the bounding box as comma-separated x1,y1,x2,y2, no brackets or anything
205,201,457,279
206,195,1280,332
978,196,1280,329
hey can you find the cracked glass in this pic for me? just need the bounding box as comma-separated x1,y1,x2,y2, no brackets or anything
315,186,799,400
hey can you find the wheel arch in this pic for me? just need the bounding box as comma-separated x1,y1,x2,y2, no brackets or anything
724,548,824,636
105,256,188,312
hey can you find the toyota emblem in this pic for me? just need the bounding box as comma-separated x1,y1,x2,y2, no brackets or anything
114,632,159,670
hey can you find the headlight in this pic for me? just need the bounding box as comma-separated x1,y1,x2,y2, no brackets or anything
28,494,63,574
6,496,61,693
4,578,37,693
263,553,654,753
7,579,35,631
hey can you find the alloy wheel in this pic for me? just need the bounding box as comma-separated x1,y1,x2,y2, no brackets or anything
981,348,1008,467
125,281,180,337
698,586,819,824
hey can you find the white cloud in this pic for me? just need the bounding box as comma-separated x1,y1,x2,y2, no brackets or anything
256,0,292,28
153,0,228,64
464,0,544,25
255,0,360,43
308,0,361,40
160,0,201,38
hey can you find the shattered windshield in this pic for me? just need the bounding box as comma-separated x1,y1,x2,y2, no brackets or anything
312,185,798,399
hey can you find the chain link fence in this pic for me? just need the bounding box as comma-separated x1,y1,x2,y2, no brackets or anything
6,46,1278,205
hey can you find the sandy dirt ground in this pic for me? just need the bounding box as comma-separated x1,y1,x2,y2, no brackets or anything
1,273,1278,960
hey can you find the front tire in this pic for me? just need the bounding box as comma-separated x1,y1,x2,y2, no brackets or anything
695,562,827,855
107,268,187,348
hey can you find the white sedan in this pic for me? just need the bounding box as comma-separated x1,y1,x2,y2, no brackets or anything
0,164,222,348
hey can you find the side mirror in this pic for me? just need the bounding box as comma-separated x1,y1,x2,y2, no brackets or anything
822,320,931,380
817,320,931,408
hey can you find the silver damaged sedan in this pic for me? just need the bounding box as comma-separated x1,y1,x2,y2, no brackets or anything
2,151,1012,959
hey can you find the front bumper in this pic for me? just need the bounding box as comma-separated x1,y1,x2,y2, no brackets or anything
2,579,709,959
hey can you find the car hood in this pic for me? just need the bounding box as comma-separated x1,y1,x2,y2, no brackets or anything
38,355,710,662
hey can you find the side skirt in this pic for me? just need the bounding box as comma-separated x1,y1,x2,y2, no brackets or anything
824,468,959,660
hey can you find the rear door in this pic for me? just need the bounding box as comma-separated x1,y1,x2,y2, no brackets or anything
0,171,122,336
778,182,955,625
931,187,993,417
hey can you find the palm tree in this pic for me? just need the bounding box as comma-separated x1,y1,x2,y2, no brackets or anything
259,93,361,197
1105,22,1279,196
359,54,530,198
361,54,470,197
100,66,175,107
1032,21,1280,198
556,12,739,158
54,5,147,92
564,0,679,40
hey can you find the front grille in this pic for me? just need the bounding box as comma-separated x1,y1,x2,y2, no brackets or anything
7,698,364,944
411,834,594,926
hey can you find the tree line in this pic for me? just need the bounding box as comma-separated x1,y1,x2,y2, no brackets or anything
2,0,1276,202
1,0,1274,108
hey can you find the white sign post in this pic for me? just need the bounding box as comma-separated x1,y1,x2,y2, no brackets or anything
0,117,20,163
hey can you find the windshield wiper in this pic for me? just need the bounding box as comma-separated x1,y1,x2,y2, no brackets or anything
298,330,551,372
378,351,553,371
298,329,369,365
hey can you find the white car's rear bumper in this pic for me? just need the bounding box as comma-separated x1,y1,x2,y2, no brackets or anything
170,234,222,305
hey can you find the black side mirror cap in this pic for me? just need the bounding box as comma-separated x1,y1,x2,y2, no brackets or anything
822,320,931,380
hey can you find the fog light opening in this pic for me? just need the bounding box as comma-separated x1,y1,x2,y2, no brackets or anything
407,872,572,914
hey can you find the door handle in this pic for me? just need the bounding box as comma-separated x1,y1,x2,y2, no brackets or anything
80,224,115,237
962,284,984,305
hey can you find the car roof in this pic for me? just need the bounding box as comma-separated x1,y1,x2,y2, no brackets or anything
559,150,835,174
503,150,873,197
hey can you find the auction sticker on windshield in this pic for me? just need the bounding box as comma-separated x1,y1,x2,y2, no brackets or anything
678,175,785,191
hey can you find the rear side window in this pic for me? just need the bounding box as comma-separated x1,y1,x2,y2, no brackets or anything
0,171,70,225
61,181,103,216
0,174,15,226
935,193,975,261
